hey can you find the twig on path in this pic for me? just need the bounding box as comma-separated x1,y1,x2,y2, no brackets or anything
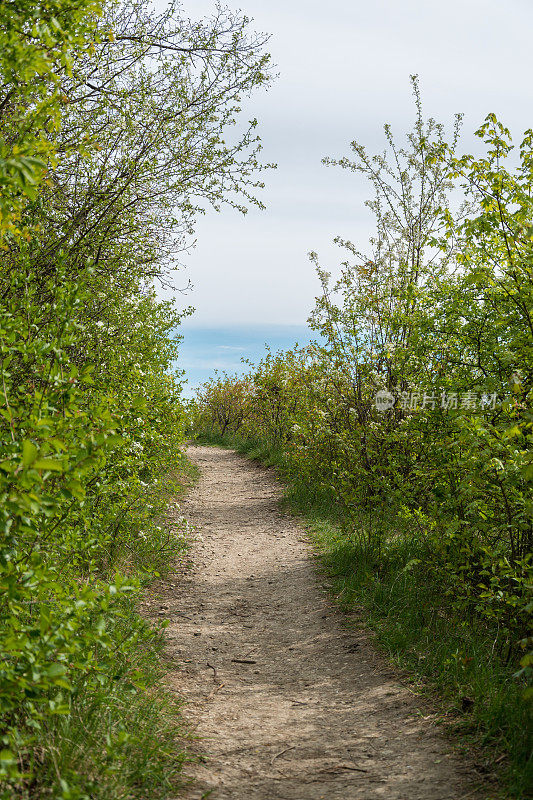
206,682,224,700
206,662,218,682
231,658,257,664
270,745,296,766
336,765,369,773
320,764,368,774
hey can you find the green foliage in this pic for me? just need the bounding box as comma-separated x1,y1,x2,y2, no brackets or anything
191,85,532,796
0,0,271,796
0,0,102,237
190,373,254,438
0,246,190,799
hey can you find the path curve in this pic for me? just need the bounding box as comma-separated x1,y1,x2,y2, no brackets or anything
167,446,480,799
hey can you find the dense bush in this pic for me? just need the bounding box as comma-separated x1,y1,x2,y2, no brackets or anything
0,0,271,796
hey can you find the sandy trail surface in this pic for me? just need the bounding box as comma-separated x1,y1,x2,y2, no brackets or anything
163,445,483,799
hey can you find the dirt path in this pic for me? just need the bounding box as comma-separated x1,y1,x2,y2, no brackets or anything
165,445,483,799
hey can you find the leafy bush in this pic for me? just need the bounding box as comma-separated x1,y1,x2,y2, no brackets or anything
0,0,271,796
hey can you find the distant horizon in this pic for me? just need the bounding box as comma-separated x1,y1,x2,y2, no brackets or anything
177,322,317,397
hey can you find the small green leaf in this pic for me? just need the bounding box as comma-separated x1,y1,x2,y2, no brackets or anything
46,663,66,677
34,459,64,472
21,440,38,466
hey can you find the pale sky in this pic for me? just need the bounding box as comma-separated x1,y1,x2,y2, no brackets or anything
165,0,533,329
148,0,533,392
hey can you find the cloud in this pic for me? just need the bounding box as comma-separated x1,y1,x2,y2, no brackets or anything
155,0,533,329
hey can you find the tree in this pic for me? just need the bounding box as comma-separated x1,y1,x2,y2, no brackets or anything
0,2,273,794
0,0,102,238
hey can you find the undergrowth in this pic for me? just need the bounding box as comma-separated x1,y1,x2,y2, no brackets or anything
1,457,198,800
299,500,532,800
28,606,188,800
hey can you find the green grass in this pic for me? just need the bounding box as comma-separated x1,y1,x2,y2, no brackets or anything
198,433,533,800
29,608,191,800
9,450,201,800
297,502,532,799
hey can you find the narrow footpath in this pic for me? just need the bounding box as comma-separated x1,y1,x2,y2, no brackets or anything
164,445,484,799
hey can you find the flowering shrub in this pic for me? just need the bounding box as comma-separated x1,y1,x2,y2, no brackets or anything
0,0,271,796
